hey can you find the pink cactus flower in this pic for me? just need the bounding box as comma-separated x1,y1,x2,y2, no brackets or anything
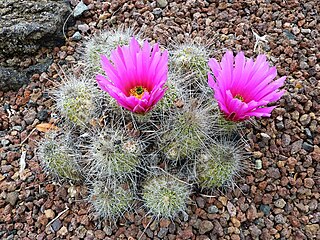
208,51,286,121
96,37,168,114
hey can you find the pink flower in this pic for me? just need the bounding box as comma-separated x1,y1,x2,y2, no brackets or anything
208,51,285,121
96,37,168,114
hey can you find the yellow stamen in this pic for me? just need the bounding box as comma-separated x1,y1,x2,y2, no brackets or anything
234,94,244,101
129,86,148,99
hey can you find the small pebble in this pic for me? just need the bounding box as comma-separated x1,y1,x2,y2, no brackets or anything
255,160,262,170
208,205,219,214
73,1,89,17
274,199,286,208
71,31,82,41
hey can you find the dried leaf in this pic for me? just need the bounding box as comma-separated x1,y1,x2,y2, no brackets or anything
36,123,59,132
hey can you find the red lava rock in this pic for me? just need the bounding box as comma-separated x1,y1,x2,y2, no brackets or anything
159,219,171,228
38,214,48,226
0,2,318,240
199,220,213,234
247,205,257,221
178,228,193,240
94,230,106,239
45,184,55,193
230,234,240,240
303,178,315,188
15,95,29,106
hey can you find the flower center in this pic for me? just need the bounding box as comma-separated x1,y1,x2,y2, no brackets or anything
129,86,148,99
234,94,244,102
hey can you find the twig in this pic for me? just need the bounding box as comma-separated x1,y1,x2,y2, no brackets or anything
19,147,27,174
199,193,217,198
20,128,37,145
46,205,70,228
138,216,154,240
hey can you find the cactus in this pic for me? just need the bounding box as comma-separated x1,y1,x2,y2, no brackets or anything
142,174,190,219
169,41,211,92
89,180,134,220
160,98,216,161
37,131,81,181
87,128,142,183
216,113,240,134
81,28,142,73
54,75,102,127
196,140,245,189
35,26,256,222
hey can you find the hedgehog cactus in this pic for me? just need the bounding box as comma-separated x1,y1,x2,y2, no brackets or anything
170,41,210,93
160,98,216,161
87,128,142,182
142,174,190,219
82,28,142,73
54,76,102,127
154,73,182,114
196,140,245,189
89,181,134,220
37,132,81,181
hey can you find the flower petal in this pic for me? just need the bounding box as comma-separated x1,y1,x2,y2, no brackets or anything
208,51,286,121
96,36,168,114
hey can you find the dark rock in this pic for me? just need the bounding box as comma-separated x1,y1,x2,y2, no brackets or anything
0,0,72,57
0,58,52,92
37,110,49,121
305,128,313,139
0,67,27,92
158,228,168,238
51,219,62,232
283,30,295,40
302,142,314,152
291,139,303,154
259,205,271,215
211,220,223,237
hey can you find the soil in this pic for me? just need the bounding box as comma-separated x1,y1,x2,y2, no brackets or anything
0,1,319,239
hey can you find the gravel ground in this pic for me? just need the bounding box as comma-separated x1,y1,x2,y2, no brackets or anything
0,0,319,239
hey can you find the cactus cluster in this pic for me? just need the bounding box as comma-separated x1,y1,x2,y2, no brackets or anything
38,28,253,222
170,41,210,79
